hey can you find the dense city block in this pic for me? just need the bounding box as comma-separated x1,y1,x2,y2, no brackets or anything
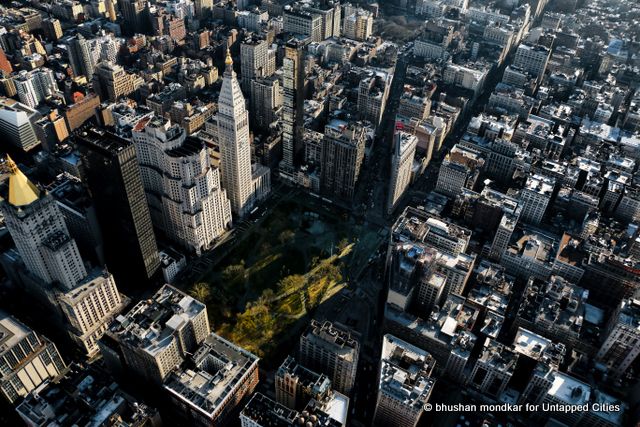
0,0,638,426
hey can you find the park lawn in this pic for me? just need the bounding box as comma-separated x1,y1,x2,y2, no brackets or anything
222,257,345,357
187,195,356,358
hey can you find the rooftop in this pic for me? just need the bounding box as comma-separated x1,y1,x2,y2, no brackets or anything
617,298,640,331
556,233,587,267
524,174,555,196
240,393,298,427
76,128,133,156
508,228,557,263
519,276,587,337
513,328,552,360
107,285,205,357
164,333,259,418
277,355,331,398
302,319,360,361
384,305,476,356
477,339,517,373
548,372,590,405
378,334,436,409
16,363,158,427
0,310,30,356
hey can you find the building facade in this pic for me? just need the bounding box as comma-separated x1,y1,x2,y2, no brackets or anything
298,319,360,396
76,128,161,288
320,120,366,200
387,131,417,214
216,51,254,217
132,116,232,255
0,311,66,404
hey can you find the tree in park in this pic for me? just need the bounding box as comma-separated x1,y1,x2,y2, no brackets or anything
278,229,295,245
234,302,275,343
222,261,246,286
190,282,211,303
278,274,306,295
337,238,350,252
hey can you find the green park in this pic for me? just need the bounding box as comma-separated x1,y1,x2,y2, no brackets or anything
183,193,378,362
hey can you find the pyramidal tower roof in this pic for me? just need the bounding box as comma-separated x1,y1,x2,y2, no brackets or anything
219,49,246,117
6,155,40,207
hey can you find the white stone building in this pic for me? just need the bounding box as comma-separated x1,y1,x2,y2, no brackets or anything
132,116,232,255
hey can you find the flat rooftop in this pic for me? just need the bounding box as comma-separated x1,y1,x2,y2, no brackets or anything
525,174,555,196
513,328,551,360
164,333,259,417
302,319,360,360
0,310,30,356
108,284,205,357
378,334,435,409
241,393,297,427
548,372,590,405
508,228,557,263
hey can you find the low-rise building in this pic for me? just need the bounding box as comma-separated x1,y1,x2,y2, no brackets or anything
16,363,160,427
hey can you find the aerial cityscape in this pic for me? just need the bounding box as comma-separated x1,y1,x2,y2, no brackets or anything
0,0,638,426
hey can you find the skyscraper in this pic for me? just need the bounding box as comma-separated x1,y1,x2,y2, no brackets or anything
372,334,435,427
357,70,391,127
92,61,137,102
43,18,63,41
468,338,518,399
320,120,366,200
250,75,282,130
240,35,274,92
57,271,125,356
0,97,40,152
99,284,209,384
519,174,555,225
12,71,39,109
435,144,484,198
76,128,161,288
132,115,232,255
164,333,260,426
49,174,106,266
119,0,149,35
1,157,87,290
0,158,125,356
343,8,373,41
275,355,331,410
216,50,254,216
67,35,96,80
194,0,213,19
512,43,550,83
298,319,360,396
283,9,323,43
596,298,640,379
12,68,57,109
387,131,417,214
279,38,306,178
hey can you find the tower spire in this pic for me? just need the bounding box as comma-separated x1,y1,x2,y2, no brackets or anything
6,155,18,174
225,48,234,75
5,155,40,206
225,48,233,65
